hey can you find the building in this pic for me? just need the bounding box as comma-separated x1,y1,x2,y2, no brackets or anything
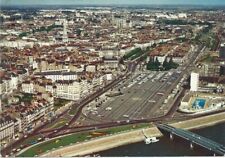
190,72,199,92
17,98,54,132
55,80,82,101
219,44,225,59
21,81,35,94
0,115,16,142
34,71,78,82
202,63,221,77
62,19,68,43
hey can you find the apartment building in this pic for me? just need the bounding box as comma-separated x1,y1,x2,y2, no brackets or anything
0,115,16,142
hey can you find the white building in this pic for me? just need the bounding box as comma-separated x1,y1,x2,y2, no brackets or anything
19,100,54,132
34,71,78,82
55,80,82,100
62,19,68,43
86,65,96,72
0,115,16,142
10,74,19,90
55,79,94,101
190,72,199,92
21,82,35,94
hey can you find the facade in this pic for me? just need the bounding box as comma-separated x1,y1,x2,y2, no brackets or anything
103,58,119,69
21,82,35,94
19,99,54,132
202,63,221,77
0,115,16,142
190,72,199,92
55,80,82,100
34,71,78,82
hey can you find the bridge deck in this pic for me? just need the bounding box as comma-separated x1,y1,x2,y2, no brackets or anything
157,124,225,156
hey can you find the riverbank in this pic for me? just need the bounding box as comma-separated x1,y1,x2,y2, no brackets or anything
40,111,225,157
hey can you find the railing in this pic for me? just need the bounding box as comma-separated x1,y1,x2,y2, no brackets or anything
157,124,225,156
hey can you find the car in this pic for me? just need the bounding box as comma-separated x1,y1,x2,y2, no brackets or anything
45,138,50,141
16,148,21,152
123,115,129,118
38,137,43,141
24,135,28,138
106,107,112,111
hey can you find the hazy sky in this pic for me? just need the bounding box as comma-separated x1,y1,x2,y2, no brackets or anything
1,0,225,6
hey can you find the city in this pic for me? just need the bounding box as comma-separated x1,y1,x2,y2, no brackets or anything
0,1,225,157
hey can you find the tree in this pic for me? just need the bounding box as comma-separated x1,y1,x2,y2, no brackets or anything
96,32,100,38
155,57,161,67
76,29,82,36
146,57,161,71
163,58,169,70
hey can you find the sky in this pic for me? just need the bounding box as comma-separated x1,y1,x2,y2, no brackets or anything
1,0,225,6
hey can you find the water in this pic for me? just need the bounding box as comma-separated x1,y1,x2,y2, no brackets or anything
97,123,225,156
192,98,206,109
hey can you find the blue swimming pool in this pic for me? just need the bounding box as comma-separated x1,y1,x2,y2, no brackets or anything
192,98,206,109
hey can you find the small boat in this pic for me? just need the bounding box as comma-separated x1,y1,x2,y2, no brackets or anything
93,154,101,157
144,137,159,144
142,129,159,144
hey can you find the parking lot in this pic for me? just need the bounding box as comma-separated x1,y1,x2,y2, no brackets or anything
82,70,183,123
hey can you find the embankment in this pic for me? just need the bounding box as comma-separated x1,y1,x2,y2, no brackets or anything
38,111,225,156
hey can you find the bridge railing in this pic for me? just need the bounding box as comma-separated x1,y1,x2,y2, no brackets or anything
156,124,225,155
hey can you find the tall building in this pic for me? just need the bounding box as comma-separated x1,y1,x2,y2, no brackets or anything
190,72,199,92
219,44,225,59
62,19,68,43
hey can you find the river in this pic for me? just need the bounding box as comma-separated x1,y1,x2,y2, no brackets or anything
96,123,225,156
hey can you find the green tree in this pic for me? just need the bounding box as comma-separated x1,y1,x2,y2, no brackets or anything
76,29,82,36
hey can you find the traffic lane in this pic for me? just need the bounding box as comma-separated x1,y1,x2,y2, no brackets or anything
103,86,149,120
134,71,183,118
132,81,170,119
133,86,168,118
99,77,160,120
147,77,183,116
127,80,168,119
116,81,160,119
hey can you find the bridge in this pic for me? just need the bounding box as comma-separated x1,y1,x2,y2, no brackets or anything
156,124,225,156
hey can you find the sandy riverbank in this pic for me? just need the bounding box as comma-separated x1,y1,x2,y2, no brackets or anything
40,111,225,156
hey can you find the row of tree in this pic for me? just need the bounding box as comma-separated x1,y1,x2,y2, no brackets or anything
123,48,144,60
146,57,179,71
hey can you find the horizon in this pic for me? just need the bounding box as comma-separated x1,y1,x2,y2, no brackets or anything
1,0,225,6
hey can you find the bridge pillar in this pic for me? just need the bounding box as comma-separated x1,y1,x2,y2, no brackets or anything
190,142,194,150
169,133,174,140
